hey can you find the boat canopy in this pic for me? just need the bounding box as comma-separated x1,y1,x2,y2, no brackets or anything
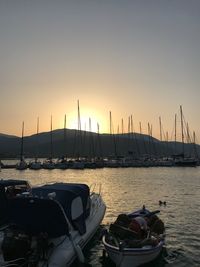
8,197,69,238
32,183,90,235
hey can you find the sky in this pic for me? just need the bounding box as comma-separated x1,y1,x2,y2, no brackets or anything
0,0,200,142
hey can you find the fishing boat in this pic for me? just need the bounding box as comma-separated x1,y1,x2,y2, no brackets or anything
0,180,106,267
102,206,165,267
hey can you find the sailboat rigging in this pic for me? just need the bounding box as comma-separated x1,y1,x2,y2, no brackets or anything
174,105,198,167
16,121,28,170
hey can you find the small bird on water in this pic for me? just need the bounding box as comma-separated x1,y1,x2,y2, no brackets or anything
159,200,166,206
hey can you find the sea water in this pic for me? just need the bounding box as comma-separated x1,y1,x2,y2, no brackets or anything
0,165,199,266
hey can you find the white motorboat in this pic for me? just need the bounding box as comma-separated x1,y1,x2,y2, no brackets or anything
0,181,106,267
42,158,56,169
56,157,69,169
102,206,165,267
29,159,42,170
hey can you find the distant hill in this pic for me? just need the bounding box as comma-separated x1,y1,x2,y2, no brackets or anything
0,129,199,159
0,133,18,138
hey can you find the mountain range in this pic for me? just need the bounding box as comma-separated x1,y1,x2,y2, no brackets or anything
0,129,199,159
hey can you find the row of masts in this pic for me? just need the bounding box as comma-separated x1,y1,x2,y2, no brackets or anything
14,104,199,170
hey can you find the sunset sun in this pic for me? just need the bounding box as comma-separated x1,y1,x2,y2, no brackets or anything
67,110,107,133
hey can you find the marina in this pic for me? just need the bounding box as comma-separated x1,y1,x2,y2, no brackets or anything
0,1,200,266
0,156,199,170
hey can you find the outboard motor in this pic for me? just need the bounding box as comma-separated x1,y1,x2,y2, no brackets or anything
1,228,31,265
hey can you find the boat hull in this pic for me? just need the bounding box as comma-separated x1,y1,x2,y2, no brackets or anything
40,193,106,267
0,186,106,267
103,236,164,267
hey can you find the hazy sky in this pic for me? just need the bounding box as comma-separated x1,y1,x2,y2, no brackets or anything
0,0,200,141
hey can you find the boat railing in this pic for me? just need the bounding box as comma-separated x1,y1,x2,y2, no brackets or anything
90,183,102,196
35,180,58,188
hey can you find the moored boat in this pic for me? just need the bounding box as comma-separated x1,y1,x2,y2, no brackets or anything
29,159,42,170
56,157,69,169
16,158,28,170
102,206,165,267
174,156,198,167
42,158,56,169
16,121,28,170
0,180,106,267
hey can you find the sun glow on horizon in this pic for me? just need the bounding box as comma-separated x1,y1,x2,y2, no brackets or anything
66,109,108,133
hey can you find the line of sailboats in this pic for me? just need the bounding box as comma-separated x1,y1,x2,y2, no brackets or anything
15,105,199,170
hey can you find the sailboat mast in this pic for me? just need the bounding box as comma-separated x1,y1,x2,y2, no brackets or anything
78,100,81,131
186,122,190,144
64,114,67,158
159,117,162,142
77,100,82,158
127,116,131,154
121,118,124,134
50,115,53,159
180,105,184,155
159,116,164,156
193,131,198,159
109,111,117,157
131,115,140,157
174,113,177,153
97,122,103,159
109,111,112,135
148,122,151,158
20,121,24,161
140,121,147,157
36,117,39,160
37,117,39,135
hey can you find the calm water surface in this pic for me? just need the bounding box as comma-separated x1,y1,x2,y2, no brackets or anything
0,165,200,267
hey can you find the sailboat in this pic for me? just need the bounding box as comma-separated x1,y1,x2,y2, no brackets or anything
174,106,198,167
29,117,42,170
94,122,105,168
71,100,85,169
43,115,56,169
16,121,28,170
105,111,121,167
56,114,69,169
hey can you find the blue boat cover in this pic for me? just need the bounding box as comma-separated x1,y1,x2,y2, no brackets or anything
8,197,69,238
32,183,90,235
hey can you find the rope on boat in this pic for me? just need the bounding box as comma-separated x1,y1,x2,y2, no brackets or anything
0,258,26,267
